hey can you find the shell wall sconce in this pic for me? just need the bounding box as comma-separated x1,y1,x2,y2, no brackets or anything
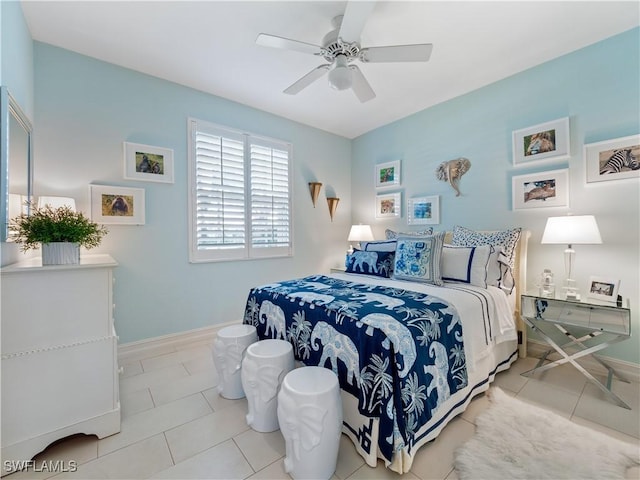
436,157,471,196
308,182,322,207
326,197,340,222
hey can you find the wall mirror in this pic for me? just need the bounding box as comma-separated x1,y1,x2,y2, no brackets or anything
1,86,33,242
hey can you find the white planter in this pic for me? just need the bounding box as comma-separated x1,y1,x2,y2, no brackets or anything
42,242,80,265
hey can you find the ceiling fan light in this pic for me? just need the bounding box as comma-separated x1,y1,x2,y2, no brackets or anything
328,65,352,90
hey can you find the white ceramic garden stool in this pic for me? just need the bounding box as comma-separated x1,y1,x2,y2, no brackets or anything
277,366,342,480
212,324,258,399
241,339,294,432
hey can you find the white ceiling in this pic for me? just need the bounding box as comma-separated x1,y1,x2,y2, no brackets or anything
21,1,640,139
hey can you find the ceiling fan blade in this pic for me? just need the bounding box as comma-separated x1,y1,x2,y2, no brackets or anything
361,44,433,63
350,65,376,103
338,1,377,43
256,33,323,56
284,65,331,95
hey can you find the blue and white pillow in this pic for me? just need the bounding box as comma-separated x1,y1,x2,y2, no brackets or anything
361,240,396,252
451,225,522,270
385,228,433,240
392,232,445,286
346,250,395,278
442,244,493,288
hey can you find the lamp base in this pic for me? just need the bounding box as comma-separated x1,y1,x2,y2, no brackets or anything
563,279,580,301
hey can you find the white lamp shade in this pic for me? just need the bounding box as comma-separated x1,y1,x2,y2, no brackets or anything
348,224,374,242
37,196,76,212
8,194,28,218
541,215,602,245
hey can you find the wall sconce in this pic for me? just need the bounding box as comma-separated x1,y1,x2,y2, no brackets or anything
308,182,322,207
327,197,339,222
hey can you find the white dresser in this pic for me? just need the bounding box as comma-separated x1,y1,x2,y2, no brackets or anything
1,254,121,472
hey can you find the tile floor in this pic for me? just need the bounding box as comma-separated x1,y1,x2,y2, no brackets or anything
7,340,640,479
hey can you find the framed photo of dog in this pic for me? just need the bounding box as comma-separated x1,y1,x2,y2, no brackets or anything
124,141,174,183
90,185,145,225
512,117,570,166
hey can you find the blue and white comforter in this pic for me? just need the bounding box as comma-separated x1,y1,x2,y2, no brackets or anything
243,274,473,464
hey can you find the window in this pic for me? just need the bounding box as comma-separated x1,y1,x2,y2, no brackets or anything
188,118,293,262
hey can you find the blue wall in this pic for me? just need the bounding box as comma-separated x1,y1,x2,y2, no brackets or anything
33,43,352,344
352,28,640,364
4,1,638,366
1,0,34,266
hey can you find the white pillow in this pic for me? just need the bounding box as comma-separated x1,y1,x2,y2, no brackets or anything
361,240,396,252
385,228,433,240
442,244,492,288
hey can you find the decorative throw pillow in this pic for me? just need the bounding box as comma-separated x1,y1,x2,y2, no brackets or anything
486,246,516,294
442,244,493,288
451,225,522,270
392,232,445,286
345,249,395,278
385,228,433,240
361,240,396,252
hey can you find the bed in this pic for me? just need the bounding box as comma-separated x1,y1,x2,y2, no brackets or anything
242,227,530,474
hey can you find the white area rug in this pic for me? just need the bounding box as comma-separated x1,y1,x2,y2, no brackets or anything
454,387,639,479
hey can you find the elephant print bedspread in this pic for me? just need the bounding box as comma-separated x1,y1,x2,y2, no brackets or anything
243,275,467,464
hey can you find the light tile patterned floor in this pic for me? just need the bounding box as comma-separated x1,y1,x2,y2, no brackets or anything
7,340,640,479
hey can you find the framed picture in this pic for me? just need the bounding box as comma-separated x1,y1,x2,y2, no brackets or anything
512,168,569,210
587,276,620,303
124,142,174,183
375,192,401,218
585,134,640,183
407,195,439,225
375,160,401,188
512,117,570,166
90,185,145,225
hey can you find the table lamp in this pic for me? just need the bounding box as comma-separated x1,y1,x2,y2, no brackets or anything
347,224,374,254
541,214,602,300
37,196,77,212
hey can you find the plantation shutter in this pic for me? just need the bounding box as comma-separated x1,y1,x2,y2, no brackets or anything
188,119,293,262
249,140,291,257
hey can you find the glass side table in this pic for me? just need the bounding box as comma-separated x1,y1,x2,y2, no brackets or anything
520,293,632,409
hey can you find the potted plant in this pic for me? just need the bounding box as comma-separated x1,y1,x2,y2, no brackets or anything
10,203,108,265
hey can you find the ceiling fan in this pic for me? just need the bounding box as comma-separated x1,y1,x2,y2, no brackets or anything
256,1,433,103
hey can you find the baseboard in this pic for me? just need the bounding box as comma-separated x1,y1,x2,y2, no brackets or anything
527,339,640,384
117,320,239,363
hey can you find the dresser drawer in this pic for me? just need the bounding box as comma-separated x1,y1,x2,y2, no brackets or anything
522,295,630,335
1,335,119,446
1,267,114,355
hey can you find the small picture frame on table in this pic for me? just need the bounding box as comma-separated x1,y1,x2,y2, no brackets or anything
587,276,620,303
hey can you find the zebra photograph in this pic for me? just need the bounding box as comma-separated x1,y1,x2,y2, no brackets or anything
586,135,640,183
599,147,640,175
